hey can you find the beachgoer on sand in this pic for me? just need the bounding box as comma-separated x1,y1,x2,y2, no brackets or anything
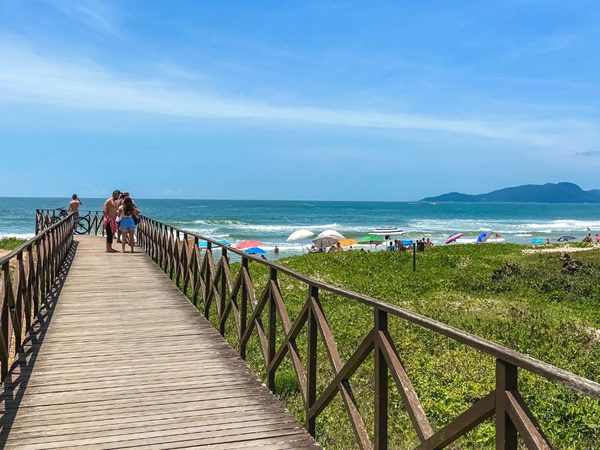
118,197,140,253
103,190,120,253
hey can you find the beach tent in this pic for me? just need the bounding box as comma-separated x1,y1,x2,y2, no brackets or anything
198,239,230,248
318,229,345,240
245,247,266,255
313,236,339,248
287,229,315,242
339,239,358,247
236,240,264,249
445,233,463,244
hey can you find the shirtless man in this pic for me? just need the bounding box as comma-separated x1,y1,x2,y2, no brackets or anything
69,194,81,218
103,190,120,253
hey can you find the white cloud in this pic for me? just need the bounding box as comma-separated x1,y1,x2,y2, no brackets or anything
47,0,121,37
0,37,597,148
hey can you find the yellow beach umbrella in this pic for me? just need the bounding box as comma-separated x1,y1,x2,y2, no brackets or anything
339,239,358,247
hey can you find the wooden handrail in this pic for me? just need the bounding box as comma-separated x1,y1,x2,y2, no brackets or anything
0,214,74,381
36,209,104,236
134,215,599,449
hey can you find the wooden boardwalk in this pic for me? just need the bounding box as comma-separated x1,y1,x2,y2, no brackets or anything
0,236,320,449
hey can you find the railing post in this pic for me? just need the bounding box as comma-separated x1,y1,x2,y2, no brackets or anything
496,359,518,450
374,308,389,450
267,266,277,391
204,241,212,319
306,285,318,436
192,236,200,306
240,256,249,359
413,242,416,272
219,247,228,336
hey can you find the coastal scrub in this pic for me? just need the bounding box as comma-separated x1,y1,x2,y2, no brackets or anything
197,244,599,449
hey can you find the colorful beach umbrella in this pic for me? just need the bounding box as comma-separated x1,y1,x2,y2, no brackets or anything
445,233,464,245
359,235,383,244
370,226,404,236
558,235,575,242
287,229,315,242
245,247,266,255
318,229,345,240
339,239,358,247
235,240,264,249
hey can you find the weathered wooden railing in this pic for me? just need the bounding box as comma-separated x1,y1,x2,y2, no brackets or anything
36,208,103,236
136,216,600,449
0,214,74,381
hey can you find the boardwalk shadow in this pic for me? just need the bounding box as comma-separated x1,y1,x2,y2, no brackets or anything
0,241,78,443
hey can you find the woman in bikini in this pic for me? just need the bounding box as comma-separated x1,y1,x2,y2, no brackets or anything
117,197,140,253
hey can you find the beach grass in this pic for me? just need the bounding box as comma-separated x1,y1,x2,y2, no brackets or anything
194,244,599,449
0,237,26,251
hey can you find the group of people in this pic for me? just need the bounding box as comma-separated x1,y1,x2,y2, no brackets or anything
387,238,433,252
103,190,140,253
309,242,344,253
582,234,600,244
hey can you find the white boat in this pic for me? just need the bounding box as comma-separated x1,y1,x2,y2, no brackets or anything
370,226,404,236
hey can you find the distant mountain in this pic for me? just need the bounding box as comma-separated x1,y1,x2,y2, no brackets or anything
422,182,600,203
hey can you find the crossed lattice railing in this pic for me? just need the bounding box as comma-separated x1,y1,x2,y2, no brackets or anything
36,208,103,236
136,216,600,449
0,214,74,381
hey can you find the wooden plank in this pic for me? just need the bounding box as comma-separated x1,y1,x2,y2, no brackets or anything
0,236,320,449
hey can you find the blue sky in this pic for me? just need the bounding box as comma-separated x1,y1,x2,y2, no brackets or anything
1,1,600,200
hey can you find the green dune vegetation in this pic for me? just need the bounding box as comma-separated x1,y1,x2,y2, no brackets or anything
0,237,26,252
197,244,600,449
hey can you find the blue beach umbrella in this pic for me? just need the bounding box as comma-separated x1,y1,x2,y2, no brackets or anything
401,240,414,246
477,231,492,244
245,247,266,255
531,238,546,244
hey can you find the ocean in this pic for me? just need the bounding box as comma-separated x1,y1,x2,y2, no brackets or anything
1,197,599,258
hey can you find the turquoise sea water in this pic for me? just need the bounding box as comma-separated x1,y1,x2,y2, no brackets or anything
1,197,599,257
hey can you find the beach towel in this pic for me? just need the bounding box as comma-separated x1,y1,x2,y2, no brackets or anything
102,217,118,234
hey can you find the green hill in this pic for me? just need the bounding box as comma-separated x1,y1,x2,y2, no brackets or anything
422,182,600,203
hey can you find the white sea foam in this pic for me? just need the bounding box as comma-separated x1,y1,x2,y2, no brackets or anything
0,233,35,240
192,221,346,233
406,218,600,234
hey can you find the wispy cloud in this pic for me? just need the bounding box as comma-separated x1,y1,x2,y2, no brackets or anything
575,150,600,157
0,36,597,148
47,1,121,37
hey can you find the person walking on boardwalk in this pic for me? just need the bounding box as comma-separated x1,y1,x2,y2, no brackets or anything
103,190,120,253
117,197,140,253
